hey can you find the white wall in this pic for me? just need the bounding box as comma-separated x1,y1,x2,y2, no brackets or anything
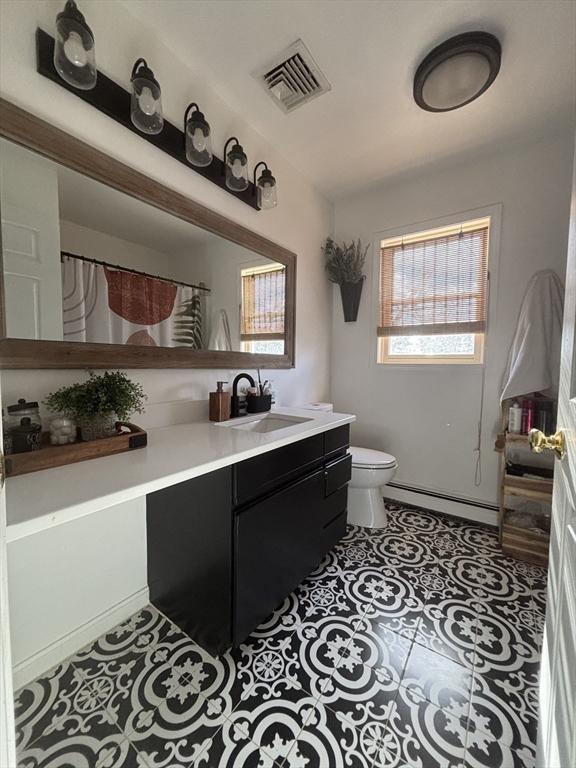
332,130,574,509
0,0,333,423
61,220,177,279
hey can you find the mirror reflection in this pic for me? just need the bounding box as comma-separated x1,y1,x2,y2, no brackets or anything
0,139,286,355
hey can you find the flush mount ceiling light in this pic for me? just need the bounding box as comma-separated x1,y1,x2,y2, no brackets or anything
414,32,501,112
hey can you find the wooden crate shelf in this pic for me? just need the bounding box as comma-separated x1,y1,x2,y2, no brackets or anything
496,398,554,566
505,433,530,444
501,522,550,567
503,473,553,500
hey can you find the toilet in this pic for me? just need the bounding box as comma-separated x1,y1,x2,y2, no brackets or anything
348,446,398,528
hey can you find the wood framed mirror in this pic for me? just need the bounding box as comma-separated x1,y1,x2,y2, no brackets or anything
0,99,295,369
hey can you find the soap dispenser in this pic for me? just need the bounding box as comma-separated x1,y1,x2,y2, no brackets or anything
209,381,230,422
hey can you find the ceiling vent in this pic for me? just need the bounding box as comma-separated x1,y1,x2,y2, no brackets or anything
254,39,331,113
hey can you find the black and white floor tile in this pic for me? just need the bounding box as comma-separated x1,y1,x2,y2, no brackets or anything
15,501,547,768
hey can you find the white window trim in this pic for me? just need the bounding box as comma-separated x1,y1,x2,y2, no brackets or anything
369,204,503,371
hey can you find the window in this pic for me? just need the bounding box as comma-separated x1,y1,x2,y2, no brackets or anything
377,217,489,364
240,264,285,354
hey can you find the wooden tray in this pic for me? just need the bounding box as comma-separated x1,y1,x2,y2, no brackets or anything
5,422,147,478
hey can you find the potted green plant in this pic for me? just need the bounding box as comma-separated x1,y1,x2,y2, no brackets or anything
322,237,368,322
44,371,147,441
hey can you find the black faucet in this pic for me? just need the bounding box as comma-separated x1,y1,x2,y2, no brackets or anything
230,372,256,418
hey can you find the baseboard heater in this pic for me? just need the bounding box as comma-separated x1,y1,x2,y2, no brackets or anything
386,482,498,512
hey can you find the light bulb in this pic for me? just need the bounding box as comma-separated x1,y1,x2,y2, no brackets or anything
231,158,244,179
63,31,87,67
192,127,207,152
260,184,277,209
138,86,156,116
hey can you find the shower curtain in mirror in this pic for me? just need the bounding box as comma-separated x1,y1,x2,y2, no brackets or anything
61,256,203,348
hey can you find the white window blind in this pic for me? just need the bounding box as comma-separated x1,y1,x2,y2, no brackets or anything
378,217,490,337
241,265,286,341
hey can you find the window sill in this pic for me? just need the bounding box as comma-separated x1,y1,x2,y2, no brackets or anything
377,358,483,366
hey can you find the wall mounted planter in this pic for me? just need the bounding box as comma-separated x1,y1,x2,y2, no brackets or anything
339,279,364,322
35,28,261,210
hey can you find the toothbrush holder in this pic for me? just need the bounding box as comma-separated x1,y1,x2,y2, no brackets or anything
246,394,272,414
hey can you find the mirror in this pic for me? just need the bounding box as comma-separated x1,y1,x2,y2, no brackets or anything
0,137,287,358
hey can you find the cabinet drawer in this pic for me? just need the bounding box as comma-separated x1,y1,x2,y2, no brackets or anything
325,454,352,496
321,509,347,552
234,469,325,644
321,484,348,528
233,434,324,507
324,425,350,458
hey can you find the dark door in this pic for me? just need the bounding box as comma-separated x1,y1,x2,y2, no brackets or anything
147,467,232,655
234,468,326,644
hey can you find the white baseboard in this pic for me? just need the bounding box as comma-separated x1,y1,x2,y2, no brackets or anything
13,588,149,691
383,485,498,527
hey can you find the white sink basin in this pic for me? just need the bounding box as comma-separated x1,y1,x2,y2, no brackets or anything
217,414,313,433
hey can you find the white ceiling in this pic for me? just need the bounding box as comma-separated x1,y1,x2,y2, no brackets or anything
120,0,576,199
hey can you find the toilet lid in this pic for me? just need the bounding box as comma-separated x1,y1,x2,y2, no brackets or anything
350,446,397,468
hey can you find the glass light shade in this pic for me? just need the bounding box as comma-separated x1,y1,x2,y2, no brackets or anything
54,0,96,90
259,184,278,209
131,61,163,135
225,144,249,192
414,32,501,112
257,169,278,209
422,52,491,111
185,113,213,168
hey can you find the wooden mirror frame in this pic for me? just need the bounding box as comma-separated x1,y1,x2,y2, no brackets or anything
0,99,295,369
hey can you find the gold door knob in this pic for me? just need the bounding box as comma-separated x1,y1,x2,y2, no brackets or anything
528,428,566,459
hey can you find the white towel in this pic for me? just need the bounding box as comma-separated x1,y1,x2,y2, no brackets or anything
208,309,233,351
500,270,564,402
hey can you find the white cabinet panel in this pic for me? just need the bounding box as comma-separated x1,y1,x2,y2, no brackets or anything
7,497,147,686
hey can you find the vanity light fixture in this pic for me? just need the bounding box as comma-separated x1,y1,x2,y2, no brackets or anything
184,103,213,168
253,162,278,209
35,28,261,209
130,58,164,135
223,137,249,192
53,0,96,90
413,32,501,112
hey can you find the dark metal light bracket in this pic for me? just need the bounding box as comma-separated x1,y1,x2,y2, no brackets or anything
35,28,261,210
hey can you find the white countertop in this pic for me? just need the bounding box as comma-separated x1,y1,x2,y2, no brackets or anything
6,408,355,542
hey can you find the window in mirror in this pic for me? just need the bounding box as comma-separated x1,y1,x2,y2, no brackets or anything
240,264,286,355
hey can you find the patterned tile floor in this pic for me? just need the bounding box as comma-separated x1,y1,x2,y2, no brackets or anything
15,502,547,768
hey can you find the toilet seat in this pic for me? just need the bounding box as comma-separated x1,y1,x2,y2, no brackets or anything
350,446,397,469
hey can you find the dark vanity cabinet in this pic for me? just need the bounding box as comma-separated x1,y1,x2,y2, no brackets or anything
146,425,351,655
233,427,351,644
